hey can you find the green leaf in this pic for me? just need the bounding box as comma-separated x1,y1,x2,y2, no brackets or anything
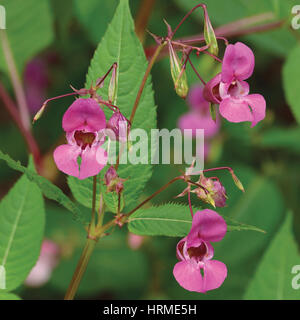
244,213,300,299
0,150,85,223
70,0,157,211
283,45,300,125
0,159,45,291
102,190,125,214
0,293,21,300
68,176,100,210
128,203,265,237
0,0,54,73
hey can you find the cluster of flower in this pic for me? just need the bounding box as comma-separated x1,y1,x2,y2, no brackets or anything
33,15,266,293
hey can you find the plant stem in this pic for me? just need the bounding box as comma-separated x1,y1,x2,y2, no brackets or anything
126,176,183,217
187,191,193,217
89,176,98,231
115,41,166,170
135,0,156,43
64,238,97,300
0,82,42,168
0,30,31,130
129,41,166,124
145,13,283,60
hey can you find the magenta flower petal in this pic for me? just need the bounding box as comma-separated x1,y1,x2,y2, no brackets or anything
178,112,219,138
243,94,266,127
203,260,227,292
53,144,81,177
173,260,204,292
219,97,253,124
222,42,255,83
79,146,107,180
187,209,227,246
62,98,106,132
188,85,210,111
203,73,222,104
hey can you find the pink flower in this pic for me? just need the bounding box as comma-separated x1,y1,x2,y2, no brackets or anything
173,209,227,293
203,42,266,127
53,98,108,180
192,175,227,208
25,240,60,288
178,85,219,138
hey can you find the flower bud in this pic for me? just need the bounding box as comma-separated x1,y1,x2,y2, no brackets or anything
104,166,126,194
192,175,226,207
104,166,118,186
168,41,189,99
33,102,47,123
107,111,130,142
203,6,218,56
230,171,245,192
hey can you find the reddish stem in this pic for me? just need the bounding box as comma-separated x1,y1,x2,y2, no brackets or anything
0,82,41,169
171,3,207,39
135,0,156,43
187,56,206,85
187,191,193,217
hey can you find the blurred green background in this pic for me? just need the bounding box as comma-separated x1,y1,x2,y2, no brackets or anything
0,0,300,300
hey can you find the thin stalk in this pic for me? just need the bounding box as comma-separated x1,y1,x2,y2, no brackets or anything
129,41,166,124
126,176,183,217
187,191,193,217
0,82,41,168
145,13,283,61
187,56,206,85
115,41,166,171
97,193,105,228
171,4,206,38
0,30,31,130
89,176,98,230
135,0,156,43
64,238,97,300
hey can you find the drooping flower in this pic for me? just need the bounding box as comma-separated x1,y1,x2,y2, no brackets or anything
203,42,266,127
173,209,227,293
25,240,60,288
53,98,108,180
192,175,227,208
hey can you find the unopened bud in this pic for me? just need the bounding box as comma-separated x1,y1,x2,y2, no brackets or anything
104,166,126,194
230,171,245,192
107,111,130,142
168,41,189,98
33,102,47,123
203,6,218,56
104,166,118,186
